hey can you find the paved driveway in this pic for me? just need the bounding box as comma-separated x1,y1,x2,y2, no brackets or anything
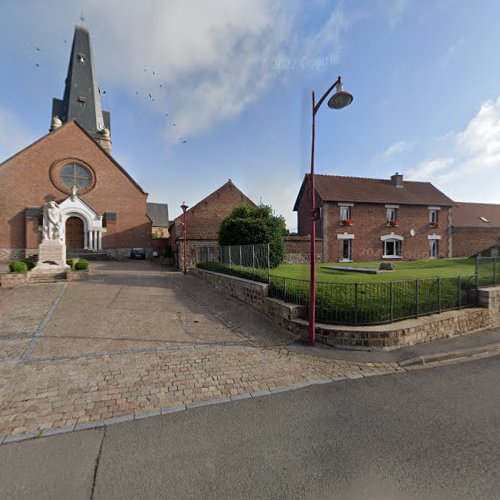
0,261,401,441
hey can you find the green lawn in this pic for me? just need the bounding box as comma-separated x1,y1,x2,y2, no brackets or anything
272,258,476,283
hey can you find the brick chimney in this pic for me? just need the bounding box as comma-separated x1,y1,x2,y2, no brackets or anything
391,172,404,188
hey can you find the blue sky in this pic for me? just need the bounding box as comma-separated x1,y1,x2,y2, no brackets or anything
1,0,500,230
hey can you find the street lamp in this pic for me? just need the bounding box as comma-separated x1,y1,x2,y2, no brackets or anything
309,76,353,346
180,202,188,275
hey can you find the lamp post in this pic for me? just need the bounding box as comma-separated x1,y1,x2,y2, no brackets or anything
180,202,188,275
309,76,353,346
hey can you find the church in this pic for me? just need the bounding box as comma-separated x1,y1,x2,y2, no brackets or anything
0,25,161,261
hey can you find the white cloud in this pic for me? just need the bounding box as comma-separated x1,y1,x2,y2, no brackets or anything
1,0,352,142
407,97,500,203
0,108,35,162
439,37,465,69
387,0,412,28
303,2,347,67
383,139,414,158
406,157,453,179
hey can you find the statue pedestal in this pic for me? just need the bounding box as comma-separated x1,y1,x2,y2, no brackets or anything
32,240,69,272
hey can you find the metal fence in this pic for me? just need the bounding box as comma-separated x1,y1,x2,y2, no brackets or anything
476,256,499,287
269,274,478,326
196,250,497,326
197,244,270,282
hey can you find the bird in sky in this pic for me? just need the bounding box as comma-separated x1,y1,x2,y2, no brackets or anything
35,46,41,51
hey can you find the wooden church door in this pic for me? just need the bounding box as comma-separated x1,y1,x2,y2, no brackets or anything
65,216,84,249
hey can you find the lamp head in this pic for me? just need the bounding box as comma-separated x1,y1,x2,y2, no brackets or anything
180,202,188,212
327,81,353,110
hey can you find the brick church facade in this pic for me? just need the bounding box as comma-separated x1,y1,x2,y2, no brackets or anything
0,26,154,260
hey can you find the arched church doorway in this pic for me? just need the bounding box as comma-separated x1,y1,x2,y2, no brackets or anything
66,216,84,249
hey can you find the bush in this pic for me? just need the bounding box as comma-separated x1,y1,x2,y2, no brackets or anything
161,246,174,258
74,259,89,271
218,204,288,268
67,258,79,270
9,261,28,273
20,258,36,271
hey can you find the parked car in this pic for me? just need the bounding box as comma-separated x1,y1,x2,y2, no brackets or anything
130,248,146,260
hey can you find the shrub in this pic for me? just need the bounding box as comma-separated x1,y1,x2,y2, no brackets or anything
74,259,89,271
67,258,79,270
218,204,288,268
9,261,28,273
161,246,174,258
20,258,36,271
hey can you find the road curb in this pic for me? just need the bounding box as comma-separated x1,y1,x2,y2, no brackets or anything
399,342,500,367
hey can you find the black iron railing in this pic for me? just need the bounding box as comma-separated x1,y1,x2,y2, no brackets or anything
268,274,477,326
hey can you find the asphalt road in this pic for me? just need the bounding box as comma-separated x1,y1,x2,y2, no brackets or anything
1,357,499,500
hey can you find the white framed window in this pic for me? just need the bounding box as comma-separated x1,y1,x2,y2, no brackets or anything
429,239,439,258
386,208,398,224
429,209,439,225
340,206,351,222
383,239,402,258
341,239,352,261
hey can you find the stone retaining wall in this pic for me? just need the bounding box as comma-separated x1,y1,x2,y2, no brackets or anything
478,285,500,325
1,269,90,287
0,272,28,288
189,268,303,327
294,308,491,350
192,268,500,350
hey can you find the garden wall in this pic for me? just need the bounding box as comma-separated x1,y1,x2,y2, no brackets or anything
191,268,500,350
283,236,323,264
189,268,304,329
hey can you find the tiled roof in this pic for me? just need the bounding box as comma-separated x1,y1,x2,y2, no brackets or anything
173,180,255,240
147,203,169,226
293,174,454,210
452,202,500,228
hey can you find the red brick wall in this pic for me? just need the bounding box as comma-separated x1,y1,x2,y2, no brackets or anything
296,188,321,237
172,181,254,243
452,228,500,257
0,122,151,253
324,202,450,262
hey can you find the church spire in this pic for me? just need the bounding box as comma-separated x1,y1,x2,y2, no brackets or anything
51,25,111,151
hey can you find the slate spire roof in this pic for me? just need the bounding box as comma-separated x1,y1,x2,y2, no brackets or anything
51,25,110,140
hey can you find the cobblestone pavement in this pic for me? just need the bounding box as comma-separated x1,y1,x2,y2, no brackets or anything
0,262,403,441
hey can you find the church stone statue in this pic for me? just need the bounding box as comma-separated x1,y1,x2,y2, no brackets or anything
42,201,63,241
32,200,68,273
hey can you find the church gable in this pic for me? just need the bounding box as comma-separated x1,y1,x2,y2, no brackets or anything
1,120,145,198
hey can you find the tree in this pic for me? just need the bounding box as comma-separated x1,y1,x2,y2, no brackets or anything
218,204,288,268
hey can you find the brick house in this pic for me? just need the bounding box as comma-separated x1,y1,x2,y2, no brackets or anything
451,202,500,257
0,26,157,260
293,173,454,262
169,179,255,269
